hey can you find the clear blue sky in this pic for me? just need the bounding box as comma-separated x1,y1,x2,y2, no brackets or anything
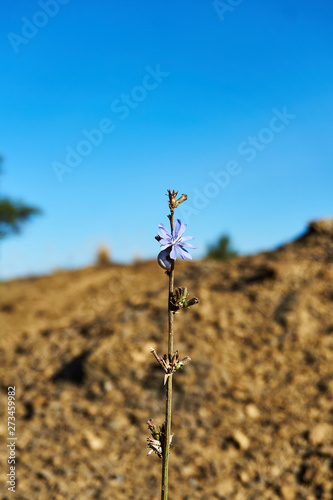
1,0,332,279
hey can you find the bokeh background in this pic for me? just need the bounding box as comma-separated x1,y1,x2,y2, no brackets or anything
1,2,333,500
1,0,332,278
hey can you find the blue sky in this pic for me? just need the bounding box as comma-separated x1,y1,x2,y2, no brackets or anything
1,0,332,279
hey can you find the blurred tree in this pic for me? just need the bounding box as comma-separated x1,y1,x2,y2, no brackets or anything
206,235,238,261
95,245,112,267
0,156,41,239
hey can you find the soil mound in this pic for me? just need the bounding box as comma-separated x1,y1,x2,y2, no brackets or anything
1,220,333,499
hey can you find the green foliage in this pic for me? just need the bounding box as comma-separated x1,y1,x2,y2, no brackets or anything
206,235,238,261
0,198,41,239
0,157,42,239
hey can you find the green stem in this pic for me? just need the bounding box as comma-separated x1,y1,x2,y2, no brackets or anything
161,211,175,500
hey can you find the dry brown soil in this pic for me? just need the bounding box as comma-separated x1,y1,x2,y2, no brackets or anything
1,219,333,499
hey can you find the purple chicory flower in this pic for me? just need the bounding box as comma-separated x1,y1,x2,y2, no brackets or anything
157,219,196,261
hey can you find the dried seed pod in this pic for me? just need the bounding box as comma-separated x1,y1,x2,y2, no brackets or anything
170,286,199,310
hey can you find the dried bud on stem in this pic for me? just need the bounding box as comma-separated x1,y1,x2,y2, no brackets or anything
147,419,173,459
169,286,199,312
150,347,191,385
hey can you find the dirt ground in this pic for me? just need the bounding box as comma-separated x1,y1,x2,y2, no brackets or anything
1,219,333,499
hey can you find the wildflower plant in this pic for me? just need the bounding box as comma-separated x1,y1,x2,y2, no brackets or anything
147,190,199,499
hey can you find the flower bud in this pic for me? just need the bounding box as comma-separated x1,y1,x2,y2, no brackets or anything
157,248,172,270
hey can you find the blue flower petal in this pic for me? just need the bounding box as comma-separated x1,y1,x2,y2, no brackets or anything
160,243,172,251
173,219,187,239
158,224,171,239
173,219,181,238
176,245,192,260
177,222,187,239
159,237,172,246
181,242,196,249
170,246,177,260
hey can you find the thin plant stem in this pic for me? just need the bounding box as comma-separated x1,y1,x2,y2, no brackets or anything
161,208,175,499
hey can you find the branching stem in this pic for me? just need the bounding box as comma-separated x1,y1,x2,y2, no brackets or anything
161,199,175,499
